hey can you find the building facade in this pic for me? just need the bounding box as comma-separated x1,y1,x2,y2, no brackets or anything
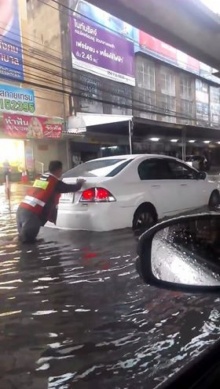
0,0,70,182
61,0,220,166
25,0,70,173
1,0,220,181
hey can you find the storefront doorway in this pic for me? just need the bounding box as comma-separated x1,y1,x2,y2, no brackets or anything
0,139,25,182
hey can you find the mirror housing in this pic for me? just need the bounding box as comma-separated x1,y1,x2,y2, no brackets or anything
136,213,220,293
197,171,206,180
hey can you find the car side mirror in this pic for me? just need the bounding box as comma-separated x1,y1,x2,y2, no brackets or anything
197,171,206,180
136,213,220,293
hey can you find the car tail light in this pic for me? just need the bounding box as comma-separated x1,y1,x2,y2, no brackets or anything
80,187,116,203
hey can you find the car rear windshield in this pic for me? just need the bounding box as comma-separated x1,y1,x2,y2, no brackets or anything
63,159,132,178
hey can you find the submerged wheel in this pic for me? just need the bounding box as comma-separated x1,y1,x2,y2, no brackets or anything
209,190,220,209
133,204,157,232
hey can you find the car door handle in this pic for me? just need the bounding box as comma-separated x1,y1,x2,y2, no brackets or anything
151,185,161,188
180,184,187,187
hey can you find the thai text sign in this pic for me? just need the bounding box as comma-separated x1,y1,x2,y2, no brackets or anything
0,84,35,114
70,15,135,86
3,114,63,139
0,0,24,80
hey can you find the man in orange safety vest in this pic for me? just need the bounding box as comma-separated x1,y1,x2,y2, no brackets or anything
16,160,85,243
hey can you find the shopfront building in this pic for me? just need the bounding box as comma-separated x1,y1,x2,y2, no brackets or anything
0,83,67,181
65,0,220,170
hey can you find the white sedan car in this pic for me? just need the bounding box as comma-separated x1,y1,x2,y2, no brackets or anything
46,154,220,232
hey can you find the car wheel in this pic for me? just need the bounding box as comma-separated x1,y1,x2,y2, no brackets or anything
133,204,157,233
209,190,220,208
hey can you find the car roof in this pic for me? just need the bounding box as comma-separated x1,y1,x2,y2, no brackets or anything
87,154,182,163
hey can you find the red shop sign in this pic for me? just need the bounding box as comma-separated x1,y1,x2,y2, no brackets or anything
3,113,63,139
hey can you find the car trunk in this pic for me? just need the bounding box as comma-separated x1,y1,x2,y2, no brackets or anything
60,176,112,203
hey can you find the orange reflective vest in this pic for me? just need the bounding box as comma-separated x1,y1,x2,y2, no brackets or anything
20,173,61,223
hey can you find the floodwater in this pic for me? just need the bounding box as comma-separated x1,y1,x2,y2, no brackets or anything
1,186,220,388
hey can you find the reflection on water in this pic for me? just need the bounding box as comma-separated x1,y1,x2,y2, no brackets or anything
0,191,220,388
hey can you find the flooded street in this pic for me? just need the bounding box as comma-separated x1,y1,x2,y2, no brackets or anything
1,186,220,388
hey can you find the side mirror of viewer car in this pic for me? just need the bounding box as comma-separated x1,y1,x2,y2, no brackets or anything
198,171,206,180
136,213,220,293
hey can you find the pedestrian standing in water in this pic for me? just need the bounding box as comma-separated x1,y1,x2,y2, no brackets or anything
3,159,11,181
16,160,85,243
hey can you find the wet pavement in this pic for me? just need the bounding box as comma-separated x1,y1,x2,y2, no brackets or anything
1,186,220,388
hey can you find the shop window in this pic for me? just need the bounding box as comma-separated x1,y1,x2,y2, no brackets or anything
196,102,209,124
179,74,194,124
196,79,209,93
211,111,220,126
76,73,103,114
195,79,209,124
136,57,156,91
180,74,193,100
135,89,156,120
210,87,220,126
160,66,176,96
180,99,194,123
160,95,176,123
111,84,132,115
210,87,220,104
159,66,176,123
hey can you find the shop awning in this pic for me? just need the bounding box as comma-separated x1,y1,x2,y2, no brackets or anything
67,113,132,134
66,114,220,142
133,117,220,141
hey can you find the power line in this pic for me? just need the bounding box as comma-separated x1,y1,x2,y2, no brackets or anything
0,3,214,95
0,62,205,124
1,0,217,87
46,0,219,77
0,6,213,125
1,40,196,123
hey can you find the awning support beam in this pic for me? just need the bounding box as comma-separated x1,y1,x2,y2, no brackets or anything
129,120,133,154
182,128,187,161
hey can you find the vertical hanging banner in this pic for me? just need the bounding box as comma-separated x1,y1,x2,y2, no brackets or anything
0,0,24,80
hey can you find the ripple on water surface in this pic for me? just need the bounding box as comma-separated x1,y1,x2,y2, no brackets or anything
0,194,220,388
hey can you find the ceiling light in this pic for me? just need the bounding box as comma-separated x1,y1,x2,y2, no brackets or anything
203,141,210,144
171,139,178,143
188,140,195,143
150,137,160,142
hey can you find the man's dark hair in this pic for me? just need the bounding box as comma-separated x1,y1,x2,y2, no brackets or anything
49,160,63,173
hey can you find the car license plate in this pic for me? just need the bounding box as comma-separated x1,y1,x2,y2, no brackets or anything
61,193,74,202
